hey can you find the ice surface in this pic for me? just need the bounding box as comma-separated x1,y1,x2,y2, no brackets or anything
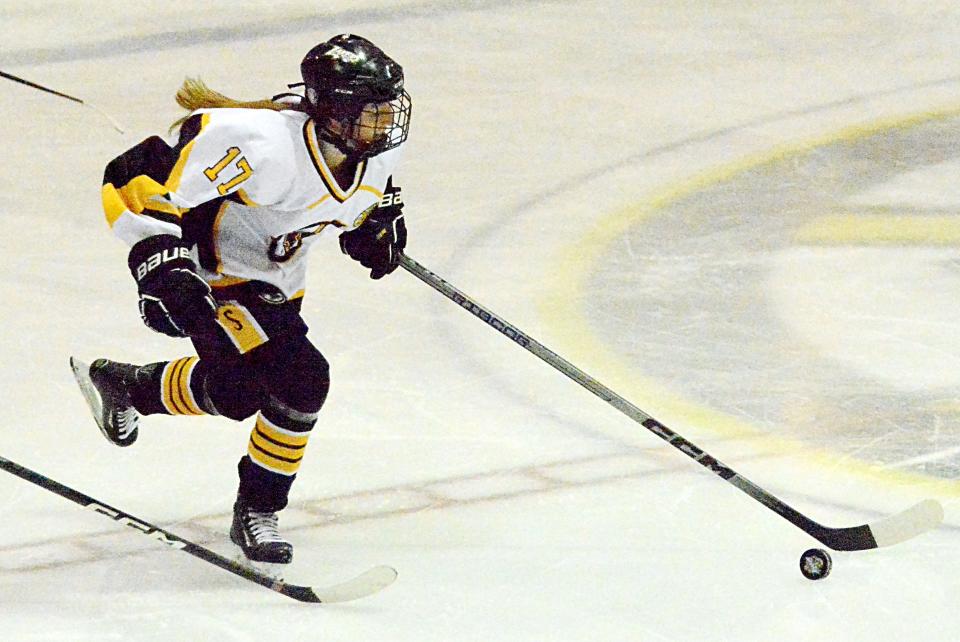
0,1,958,640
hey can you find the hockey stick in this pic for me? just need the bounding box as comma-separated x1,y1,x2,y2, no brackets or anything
1,70,125,134
397,253,944,551
0,454,396,602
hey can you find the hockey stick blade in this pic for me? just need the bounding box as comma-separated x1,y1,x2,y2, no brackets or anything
1,70,125,133
0,454,396,603
812,498,944,552
285,565,399,603
869,498,945,547
398,253,945,552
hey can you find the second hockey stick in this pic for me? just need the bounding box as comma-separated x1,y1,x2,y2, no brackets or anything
0,454,396,603
398,252,943,551
1,70,125,134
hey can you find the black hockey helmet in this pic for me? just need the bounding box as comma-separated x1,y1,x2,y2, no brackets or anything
299,34,412,157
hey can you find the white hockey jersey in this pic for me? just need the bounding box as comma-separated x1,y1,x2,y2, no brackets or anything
102,107,404,299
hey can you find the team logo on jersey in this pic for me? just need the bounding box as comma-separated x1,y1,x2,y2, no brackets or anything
268,222,333,262
269,232,304,263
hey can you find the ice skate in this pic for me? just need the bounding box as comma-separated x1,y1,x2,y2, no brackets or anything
230,499,293,576
70,357,140,447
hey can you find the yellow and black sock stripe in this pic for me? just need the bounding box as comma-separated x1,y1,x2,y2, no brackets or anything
160,357,205,416
247,413,312,476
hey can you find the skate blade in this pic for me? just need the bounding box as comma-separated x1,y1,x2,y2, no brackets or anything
233,551,288,581
69,357,106,432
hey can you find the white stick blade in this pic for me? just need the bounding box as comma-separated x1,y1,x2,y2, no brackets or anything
310,565,398,603
84,102,126,134
869,499,944,548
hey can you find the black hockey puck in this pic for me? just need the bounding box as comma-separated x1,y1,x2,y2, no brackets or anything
799,548,832,580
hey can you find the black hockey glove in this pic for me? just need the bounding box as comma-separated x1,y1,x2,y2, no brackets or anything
128,235,218,338
339,178,407,279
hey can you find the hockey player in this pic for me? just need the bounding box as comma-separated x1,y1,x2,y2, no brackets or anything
71,34,412,566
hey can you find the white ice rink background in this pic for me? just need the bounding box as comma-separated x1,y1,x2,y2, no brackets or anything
1,1,959,640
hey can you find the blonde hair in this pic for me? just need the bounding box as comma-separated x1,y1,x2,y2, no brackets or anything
170,77,289,130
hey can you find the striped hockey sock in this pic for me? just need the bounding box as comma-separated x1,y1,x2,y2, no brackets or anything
159,357,207,416
246,396,317,478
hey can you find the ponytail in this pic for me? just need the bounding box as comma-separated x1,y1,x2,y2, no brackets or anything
169,77,290,130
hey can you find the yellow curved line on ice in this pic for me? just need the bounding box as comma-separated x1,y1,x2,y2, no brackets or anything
540,105,960,499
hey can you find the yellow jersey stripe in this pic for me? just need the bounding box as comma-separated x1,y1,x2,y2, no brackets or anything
210,275,251,288
357,185,384,199
102,184,128,227
165,112,210,193
103,176,184,227
235,187,258,207
117,175,173,214
101,113,208,228
306,194,332,210
303,120,367,202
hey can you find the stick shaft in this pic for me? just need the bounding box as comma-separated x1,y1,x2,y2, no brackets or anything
0,70,84,103
0,454,307,597
397,253,878,549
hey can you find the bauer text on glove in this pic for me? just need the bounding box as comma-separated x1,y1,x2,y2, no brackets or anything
127,234,218,337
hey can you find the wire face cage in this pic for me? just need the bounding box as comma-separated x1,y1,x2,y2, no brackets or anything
342,89,412,157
